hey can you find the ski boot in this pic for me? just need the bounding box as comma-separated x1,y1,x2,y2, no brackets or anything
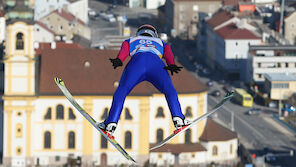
173,117,192,134
96,122,117,140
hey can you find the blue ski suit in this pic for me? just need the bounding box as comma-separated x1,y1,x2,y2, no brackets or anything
104,36,185,125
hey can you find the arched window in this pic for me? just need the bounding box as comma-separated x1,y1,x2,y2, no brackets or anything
16,123,23,138
185,129,192,144
156,107,165,118
101,108,108,120
156,129,164,143
125,108,133,120
101,135,108,149
68,131,75,149
185,106,193,117
124,131,132,149
44,107,52,120
212,145,218,156
68,108,76,120
56,104,64,120
16,32,24,50
44,131,51,149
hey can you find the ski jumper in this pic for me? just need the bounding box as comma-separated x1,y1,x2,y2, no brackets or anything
104,36,185,125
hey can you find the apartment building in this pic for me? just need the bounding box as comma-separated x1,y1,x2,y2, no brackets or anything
284,11,296,45
165,0,222,39
245,45,296,84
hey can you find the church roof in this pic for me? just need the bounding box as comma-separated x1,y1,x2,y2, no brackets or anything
199,119,237,141
150,143,207,154
38,48,208,96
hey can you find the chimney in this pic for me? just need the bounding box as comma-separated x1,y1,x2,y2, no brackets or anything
51,42,56,49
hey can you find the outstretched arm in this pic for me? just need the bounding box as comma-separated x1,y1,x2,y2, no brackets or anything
110,41,129,69
163,44,183,75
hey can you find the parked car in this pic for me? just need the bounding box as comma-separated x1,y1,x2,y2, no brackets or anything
265,153,276,162
210,90,221,97
207,81,213,87
246,108,261,115
223,84,233,93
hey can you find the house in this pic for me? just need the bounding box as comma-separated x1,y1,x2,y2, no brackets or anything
245,45,296,84
34,0,88,24
34,21,55,43
39,9,91,41
164,0,222,39
264,73,296,101
284,11,296,45
204,9,261,80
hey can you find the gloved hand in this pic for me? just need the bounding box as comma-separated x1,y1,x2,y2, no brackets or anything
109,58,123,69
163,64,183,75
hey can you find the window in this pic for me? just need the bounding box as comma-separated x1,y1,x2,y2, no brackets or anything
101,135,108,149
125,108,133,120
185,129,192,144
16,33,24,50
44,108,52,120
212,145,218,156
286,63,289,68
235,42,238,46
277,63,281,67
230,144,233,154
56,104,64,119
68,108,76,120
272,83,289,89
179,5,185,12
258,74,262,78
68,131,75,149
156,129,164,143
258,63,261,68
193,5,199,11
101,108,108,120
16,147,22,155
16,124,23,138
44,131,51,149
124,131,132,149
156,107,165,118
185,107,192,117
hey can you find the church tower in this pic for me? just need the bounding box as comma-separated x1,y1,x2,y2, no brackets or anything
3,0,35,166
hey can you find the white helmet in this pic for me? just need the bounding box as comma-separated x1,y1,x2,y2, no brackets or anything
136,24,158,38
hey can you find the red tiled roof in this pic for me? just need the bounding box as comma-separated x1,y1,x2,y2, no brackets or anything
53,9,85,25
199,119,237,141
35,42,83,55
150,143,206,153
207,10,234,28
215,23,261,39
35,21,55,35
38,48,208,95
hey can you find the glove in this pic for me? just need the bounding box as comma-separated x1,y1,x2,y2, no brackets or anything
163,64,183,75
109,58,123,69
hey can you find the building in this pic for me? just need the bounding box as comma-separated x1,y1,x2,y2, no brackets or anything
39,9,91,41
284,11,296,45
34,0,88,24
245,45,296,84
205,9,261,80
264,73,296,101
34,21,55,43
164,0,222,39
150,119,238,166
127,0,165,9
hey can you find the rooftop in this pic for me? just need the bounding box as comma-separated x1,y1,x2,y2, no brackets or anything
265,73,296,82
207,10,234,28
215,23,261,40
249,45,296,51
38,48,208,96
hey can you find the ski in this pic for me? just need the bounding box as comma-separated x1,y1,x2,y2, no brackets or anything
54,77,137,164
150,91,234,151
